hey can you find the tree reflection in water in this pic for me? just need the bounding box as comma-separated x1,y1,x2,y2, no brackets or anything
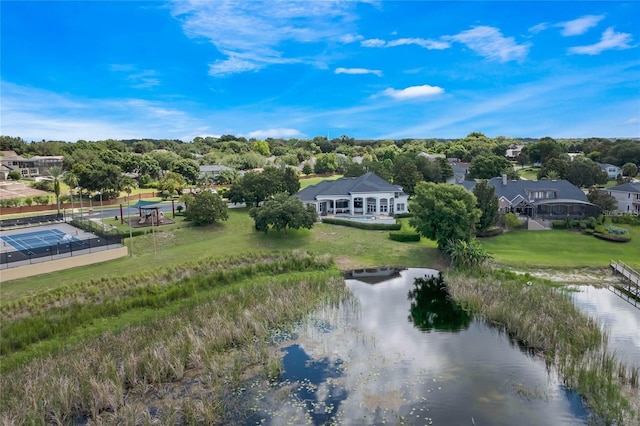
408,272,471,332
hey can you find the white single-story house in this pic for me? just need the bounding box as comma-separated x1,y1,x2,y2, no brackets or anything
295,172,409,216
608,182,640,215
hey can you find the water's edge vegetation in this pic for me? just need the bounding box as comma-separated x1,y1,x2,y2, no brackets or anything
445,268,640,425
1,253,639,424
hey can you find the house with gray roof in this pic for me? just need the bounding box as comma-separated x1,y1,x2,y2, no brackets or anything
199,164,234,181
295,172,409,217
462,175,599,221
607,182,640,215
599,163,622,180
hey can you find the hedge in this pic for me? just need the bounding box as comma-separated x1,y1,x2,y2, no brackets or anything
610,214,640,226
593,233,631,243
389,232,421,242
322,218,401,230
475,227,504,238
394,212,413,219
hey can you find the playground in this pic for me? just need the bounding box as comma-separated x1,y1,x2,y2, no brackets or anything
126,200,175,228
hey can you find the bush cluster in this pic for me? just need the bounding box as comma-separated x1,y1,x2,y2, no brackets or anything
475,227,503,238
389,232,420,242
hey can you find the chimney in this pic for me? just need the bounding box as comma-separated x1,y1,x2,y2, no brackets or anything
502,174,507,186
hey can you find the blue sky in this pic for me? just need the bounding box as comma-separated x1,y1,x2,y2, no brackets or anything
1,1,639,142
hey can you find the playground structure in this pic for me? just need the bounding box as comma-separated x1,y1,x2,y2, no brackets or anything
126,203,175,228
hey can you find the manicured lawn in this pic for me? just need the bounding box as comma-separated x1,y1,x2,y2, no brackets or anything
480,226,640,269
0,208,440,302
299,174,343,189
517,167,539,180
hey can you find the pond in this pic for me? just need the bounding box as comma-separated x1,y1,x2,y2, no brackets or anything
236,268,590,425
569,285,640,369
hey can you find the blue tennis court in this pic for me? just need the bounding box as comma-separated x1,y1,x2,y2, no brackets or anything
1,228,80,251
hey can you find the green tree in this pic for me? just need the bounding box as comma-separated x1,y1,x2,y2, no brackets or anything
622,162,638,178
249,193,316,235
313,153,338,174
344,162,366,177
525,137,565,164
282,167,300,195
253,140,271,156
302,162,314,175
586,187,615,214
184,191,229,225
157,171,186,197
473,180,498,231
393,155,422,195
409,182,481,250
564,157,607,188
171,159,200,184
227,167,297,207
468,154,512,179
8,170,21,180
537,158,568,180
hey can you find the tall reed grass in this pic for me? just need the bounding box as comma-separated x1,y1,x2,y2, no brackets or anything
445,268,639,424
0,268,348,425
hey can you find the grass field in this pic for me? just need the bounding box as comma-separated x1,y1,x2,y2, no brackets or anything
0,209,441,302
479,226,640,270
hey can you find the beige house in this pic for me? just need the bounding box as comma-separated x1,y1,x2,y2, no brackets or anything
0,151,64,180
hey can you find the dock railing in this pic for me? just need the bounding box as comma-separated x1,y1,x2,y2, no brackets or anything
610,259,640,307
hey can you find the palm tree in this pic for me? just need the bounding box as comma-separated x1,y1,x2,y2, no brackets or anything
63,172,79,216
48,166,64,214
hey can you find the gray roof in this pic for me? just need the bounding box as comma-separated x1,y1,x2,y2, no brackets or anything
200,164,233,173
609,182,640,194
296,172,404,201
462,178,588,203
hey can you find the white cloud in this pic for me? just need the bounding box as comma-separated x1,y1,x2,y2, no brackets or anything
340,33,363,44
110,65,160,88
361,38,386,48
528,22,549,34
569,27,634,55
556,15,605,36
625,117,639,125
335,67,382,77
446,26,530,62
247,128,302,138
361,37,450,50
382,85,444,100
171,0,358,76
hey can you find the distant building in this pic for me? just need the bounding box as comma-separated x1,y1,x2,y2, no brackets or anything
598,163,622,180
505,144,524,160
199,164,234,181
461,175,599,221
0,151,64,180
608,182,640,215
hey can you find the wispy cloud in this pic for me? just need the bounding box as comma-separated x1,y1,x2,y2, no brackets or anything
556,15,605,36
335,67,382,77
170,0,358,76
361,37,450,50
381,85,444,100
340,33,363,44
528,22,549,34
445,26,530,62
247,128,302,138
110,64,160,88
569,27,634,55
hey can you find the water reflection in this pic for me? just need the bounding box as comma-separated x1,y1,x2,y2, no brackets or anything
408,272,471,332
569,285,640,369
243,268,588,425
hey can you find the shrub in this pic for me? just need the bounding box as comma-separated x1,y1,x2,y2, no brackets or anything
394,212,413,219
593,233,631,243
503,213,521,230
322,218,401,230
443,238,492,268
604,223,628,235
8,170,21,180
476,227,503,238
389,232,420,242
611,214,640,226
552,221,566,229
24,197,33,206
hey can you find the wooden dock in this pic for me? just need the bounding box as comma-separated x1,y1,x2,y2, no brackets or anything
610,260,640,307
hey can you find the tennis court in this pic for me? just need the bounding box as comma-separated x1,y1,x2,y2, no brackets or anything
1,228,80,252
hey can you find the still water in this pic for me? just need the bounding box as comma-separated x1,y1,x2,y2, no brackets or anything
569,285,640,369
240,268,589,425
